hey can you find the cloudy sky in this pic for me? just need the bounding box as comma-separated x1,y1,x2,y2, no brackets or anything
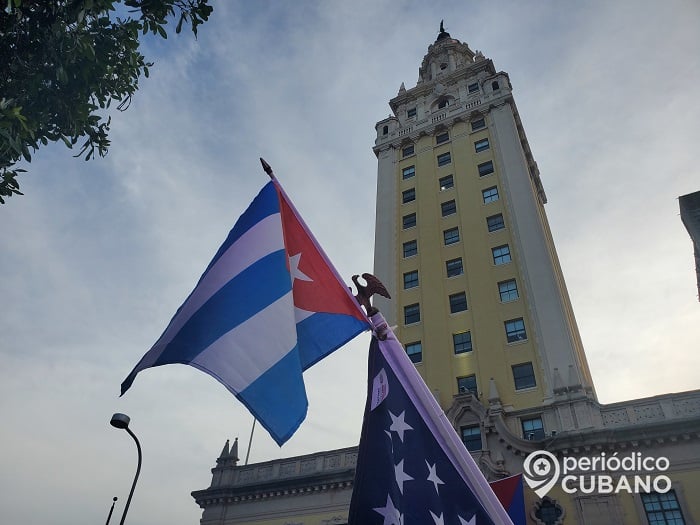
2,1,699,524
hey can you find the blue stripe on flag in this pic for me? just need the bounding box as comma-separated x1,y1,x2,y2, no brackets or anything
154,249,291,365
204,181,280,273
238,346,307,445
296,312,369,370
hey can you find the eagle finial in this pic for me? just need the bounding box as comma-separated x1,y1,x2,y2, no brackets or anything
351,273,391,316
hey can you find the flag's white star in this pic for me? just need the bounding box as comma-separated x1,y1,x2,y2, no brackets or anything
394,459,414,494
288,252,312,282
459,515,476,525
373,494,402,525
430,510,444,525
389,411,413,442
426,460,444,494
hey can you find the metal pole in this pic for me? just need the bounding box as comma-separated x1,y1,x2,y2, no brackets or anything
119,427,142,525
244,418,256,465
105,497,118,525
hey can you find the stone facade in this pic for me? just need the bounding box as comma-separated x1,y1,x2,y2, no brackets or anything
192,389,700,524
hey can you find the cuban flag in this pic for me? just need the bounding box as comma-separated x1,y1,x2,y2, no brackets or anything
489,475,526,525
348,313,513,525
121,179,370,445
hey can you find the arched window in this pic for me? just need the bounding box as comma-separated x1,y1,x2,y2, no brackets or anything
492,80,500,91
382,125,388,135
438,98,449,109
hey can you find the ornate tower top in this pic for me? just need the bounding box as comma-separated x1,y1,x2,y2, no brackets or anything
417,22,477,84
436,20,451,42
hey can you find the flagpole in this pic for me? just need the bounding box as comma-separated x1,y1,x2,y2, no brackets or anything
260,157,275,179
244,418,256,465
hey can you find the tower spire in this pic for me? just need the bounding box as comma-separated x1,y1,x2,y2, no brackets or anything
436,19,451,42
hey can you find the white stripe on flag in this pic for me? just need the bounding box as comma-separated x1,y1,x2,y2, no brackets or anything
152,213,285,353
191,290,297,392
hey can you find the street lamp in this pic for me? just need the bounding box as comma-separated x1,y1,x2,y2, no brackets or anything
110,413,142,525
105,496,118,525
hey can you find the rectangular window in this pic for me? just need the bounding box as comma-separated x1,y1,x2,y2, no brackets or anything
404,303,420,324
439,175,454,191
441,200,456,217
405,341,422,363
453,331,472,353
471,118,486,131
475,138,490,153
437,152,452,167
482,186,499,203
467,82,479,94
403,240,417,258
407,107,417,118
461,425,482,451
457,375,478,395
402,165,415,180
403,213,416,229
436,131,450,145
498,279,519,302
443,227,460,245
512,362,536,390
505,318,527,343
641,491,686,525
402,188,416,203
487,214,505,232
449,292,468,313
402,144,414,157
478,160,494,177
522,417,545,441
446,258,463,277
403,270,418,289
492,244,511,264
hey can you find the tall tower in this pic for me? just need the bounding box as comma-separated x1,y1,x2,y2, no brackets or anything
372,25,596,414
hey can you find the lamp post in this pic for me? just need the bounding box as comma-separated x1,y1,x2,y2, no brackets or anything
105,496,118,525
110,413,142,525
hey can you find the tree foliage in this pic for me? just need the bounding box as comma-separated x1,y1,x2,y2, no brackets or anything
0,0,213,203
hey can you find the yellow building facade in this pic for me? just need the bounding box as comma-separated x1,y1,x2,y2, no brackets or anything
192,28,700,525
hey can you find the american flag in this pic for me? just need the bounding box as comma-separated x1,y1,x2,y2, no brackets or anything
348,314,513,525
